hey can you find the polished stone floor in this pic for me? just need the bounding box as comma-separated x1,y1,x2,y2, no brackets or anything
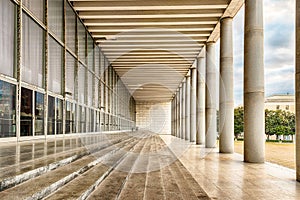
171,137,300,200
1,133,300,199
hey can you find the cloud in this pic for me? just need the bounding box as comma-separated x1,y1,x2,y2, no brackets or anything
231,0,295,106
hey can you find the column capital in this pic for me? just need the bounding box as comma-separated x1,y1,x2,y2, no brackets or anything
197,55,205,59
206,41,216,46
220,16,233,21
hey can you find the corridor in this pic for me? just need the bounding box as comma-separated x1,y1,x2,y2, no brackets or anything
1,131,300,199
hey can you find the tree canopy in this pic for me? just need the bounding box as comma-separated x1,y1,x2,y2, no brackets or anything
233,107,295,139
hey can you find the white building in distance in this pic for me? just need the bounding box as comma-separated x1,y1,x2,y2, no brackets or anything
265,94,295,113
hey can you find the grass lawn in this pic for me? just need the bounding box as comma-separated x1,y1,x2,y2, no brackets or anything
234,141,295,169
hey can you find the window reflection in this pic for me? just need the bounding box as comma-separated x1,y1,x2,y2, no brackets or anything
0,80,16,137
48,96,55,135
79,106,85,133
65,101,71,134
72,103,76,133
56,98,63,134
35,92,44,136
21,88,33,136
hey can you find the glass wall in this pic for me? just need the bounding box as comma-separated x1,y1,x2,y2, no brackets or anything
35,92,44,136
48,96,55,135
20,88,33,136
0,0,15,78
22,13,44,88
0,80,16,137
0,0,136,139
49,36,63,94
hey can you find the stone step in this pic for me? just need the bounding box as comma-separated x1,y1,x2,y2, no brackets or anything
143,136,166,200
174,160,210,199
87,133,152,200
0,134,132,192
45,140,141,200
0,134,137,200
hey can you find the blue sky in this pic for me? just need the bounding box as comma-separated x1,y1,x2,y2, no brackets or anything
226,0,295,106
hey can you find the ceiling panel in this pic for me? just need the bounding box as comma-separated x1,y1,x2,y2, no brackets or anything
69,0,244,102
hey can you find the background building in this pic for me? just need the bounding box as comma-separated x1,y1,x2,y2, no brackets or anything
265,94,295,113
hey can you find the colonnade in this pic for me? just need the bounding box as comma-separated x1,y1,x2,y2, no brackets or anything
171,0,265,163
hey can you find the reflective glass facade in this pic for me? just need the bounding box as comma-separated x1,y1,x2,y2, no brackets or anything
0,0,136,139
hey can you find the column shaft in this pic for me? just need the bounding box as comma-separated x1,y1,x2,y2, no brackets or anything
296,0,300,181
185,75,191,140
205,43,217,148
176,90,180,138
190,67,197,142
171,99,174,136
244,0,265,163
219,17,234,153
197,56,206,144
181,81,186,139
180,86,183,138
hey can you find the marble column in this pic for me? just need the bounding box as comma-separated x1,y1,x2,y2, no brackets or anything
173,95,177,137
205,42,217,148
185,73,191,141
219,17,234,153
197,55,206,145
176,89,180,138
179,85,183,138
190,66,197,142
296,0,300,181
181,80,186,139
244,0,265,163
171,97,175,135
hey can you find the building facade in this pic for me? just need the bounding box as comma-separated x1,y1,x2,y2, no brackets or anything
265,94,295,113
0,0,136,141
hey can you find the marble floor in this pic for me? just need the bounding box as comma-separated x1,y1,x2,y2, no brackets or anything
166,135,300,200
1,133,300,199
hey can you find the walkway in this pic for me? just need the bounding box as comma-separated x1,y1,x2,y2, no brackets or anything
0,132,208,199
177,140,300,200
1,132,300,199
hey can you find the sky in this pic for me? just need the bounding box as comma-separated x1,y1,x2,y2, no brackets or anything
226,0,295,106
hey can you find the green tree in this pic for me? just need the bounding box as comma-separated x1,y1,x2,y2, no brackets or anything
234,108,295,140
234,107,244,139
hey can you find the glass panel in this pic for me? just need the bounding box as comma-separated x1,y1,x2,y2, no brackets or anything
78,64,85,104
56,98,63,134
65,1,76,53
100,82,104,110
100,112,104,132
23,0,44,22
90,109,94,132
22,13,44,88
94,78,99,108
0,1,15,77
65,101,71,134
35,92,44,136
87,71,93,106
0,80,16,137
95,47,100,77
48,96,55,135
72,103,76,133
87,35,94,71
21,88,33,136
66,52,75,96
86,108,90,132
48,0,63,40
100,52,105,79
78,20,86,63
49,36,62,94
80,106,86,133
105,114,109,131
96,111,100,132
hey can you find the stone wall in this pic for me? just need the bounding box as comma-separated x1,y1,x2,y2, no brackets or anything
136,101,171,134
